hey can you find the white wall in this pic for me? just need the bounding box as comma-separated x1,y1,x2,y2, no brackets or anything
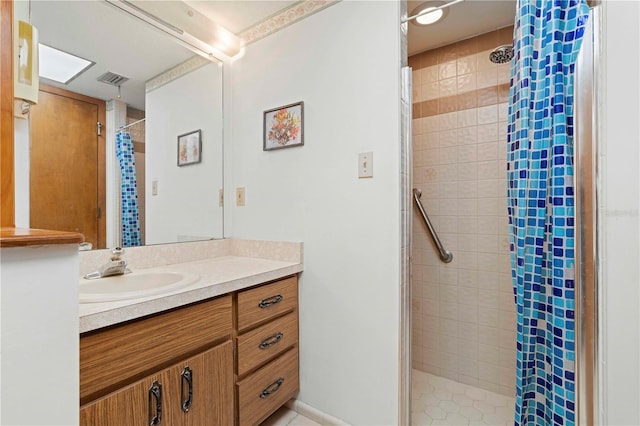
13,0,29,228
0,245,79,425
146,62,224,244
600,1,640,424
230,2,402,424
14,117,29,227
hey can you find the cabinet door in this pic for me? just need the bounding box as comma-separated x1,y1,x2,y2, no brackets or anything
167,341,234,426
80,376,161,426
80,341,233,426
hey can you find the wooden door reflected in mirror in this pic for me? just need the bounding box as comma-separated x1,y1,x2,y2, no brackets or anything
30,85,106,248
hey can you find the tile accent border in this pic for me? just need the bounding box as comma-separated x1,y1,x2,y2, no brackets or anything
239,0,341,46
413,83,511,118
145,55,213,93
408,26,514,70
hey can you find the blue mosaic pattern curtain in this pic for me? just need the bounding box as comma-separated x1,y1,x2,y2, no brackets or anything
506,1,590,424
116,131,142,247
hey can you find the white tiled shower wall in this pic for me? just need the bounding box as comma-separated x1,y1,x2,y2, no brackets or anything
410,28,517,397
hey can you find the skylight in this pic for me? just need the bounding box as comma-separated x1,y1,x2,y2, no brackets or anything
39,44,94,84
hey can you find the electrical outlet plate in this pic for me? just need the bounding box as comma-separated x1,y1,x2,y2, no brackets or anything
219,189,224,207
236,187,245,206
358,152,373,178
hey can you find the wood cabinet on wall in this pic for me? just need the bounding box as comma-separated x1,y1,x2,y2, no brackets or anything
79,275,300,426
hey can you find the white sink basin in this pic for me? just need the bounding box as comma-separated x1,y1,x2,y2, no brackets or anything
79,270,199,303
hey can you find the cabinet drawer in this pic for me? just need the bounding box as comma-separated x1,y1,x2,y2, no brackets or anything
237,347,299,426
80,295,232,404
237,276,298,332
237,311,298,377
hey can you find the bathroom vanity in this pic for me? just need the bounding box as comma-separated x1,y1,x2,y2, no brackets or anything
78,239,302,426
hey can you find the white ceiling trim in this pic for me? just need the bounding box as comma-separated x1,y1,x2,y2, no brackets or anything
239,0,341,46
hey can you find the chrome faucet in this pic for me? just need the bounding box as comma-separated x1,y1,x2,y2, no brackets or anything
84,247,131,280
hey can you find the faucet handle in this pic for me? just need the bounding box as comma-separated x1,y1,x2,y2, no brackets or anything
111,246,124,260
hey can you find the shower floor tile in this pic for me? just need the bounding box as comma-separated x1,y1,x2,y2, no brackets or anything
412,370,515,425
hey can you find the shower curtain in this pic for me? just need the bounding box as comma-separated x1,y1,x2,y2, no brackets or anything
506,0,590,424
116,131,142,247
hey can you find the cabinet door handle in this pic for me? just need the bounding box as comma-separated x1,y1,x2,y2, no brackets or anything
181,366,193,412
258,294,283,309
259,332,284,349
259,377,284,399
148,381,163,425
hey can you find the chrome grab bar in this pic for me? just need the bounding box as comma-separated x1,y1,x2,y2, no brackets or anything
413,188,453,263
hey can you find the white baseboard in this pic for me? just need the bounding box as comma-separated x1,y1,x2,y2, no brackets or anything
286,399,350,426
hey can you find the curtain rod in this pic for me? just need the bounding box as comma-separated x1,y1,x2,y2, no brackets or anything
119,118,146,130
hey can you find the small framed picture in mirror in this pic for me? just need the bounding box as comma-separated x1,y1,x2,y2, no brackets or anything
263,101,304,151
177,129,202,166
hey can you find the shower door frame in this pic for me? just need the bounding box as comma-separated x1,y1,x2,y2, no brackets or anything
575,5,602,425
399,0,412,422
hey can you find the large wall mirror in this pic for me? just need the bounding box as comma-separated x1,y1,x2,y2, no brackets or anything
20,0,224,249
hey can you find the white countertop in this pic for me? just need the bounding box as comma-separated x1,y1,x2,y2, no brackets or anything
79,255,302,333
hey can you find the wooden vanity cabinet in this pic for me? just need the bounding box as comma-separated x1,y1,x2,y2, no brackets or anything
79,295,234,426
79,275,300,426
80,342,233,426
235,276,300,426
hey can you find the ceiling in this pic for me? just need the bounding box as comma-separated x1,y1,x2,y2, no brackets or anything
407,0,517,55
184,1,299,34
30,1,517,110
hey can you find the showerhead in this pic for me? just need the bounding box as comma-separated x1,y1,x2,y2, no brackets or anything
489,45,513,64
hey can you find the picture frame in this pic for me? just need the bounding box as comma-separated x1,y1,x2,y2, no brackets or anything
177,129,202,166
263,101,304,151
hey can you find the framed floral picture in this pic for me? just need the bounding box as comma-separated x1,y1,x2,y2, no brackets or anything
263,101,304,151
177,129,202,166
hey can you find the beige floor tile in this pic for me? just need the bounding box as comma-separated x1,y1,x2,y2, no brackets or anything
412,370,514,426
261,407,299,426
459,406,483,421
444,412,470,425
412,412,434,426
288,414,322,426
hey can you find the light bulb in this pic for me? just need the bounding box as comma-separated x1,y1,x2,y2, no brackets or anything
416,7,444,25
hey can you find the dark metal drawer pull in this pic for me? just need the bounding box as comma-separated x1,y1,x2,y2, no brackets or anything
259,332,284,349
258,294,283,309
148,380,163,425
181,366,193,412
260,377,284,399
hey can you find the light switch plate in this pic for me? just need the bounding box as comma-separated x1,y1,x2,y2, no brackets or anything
358,152,373,178
152,180,158,195
236,187,245,206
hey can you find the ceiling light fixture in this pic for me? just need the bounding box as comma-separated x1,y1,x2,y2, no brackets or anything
38,43,95,84
404,0,465,25
416,7,444,25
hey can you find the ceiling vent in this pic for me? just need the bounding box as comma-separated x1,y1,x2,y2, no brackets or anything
97,71,129,86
